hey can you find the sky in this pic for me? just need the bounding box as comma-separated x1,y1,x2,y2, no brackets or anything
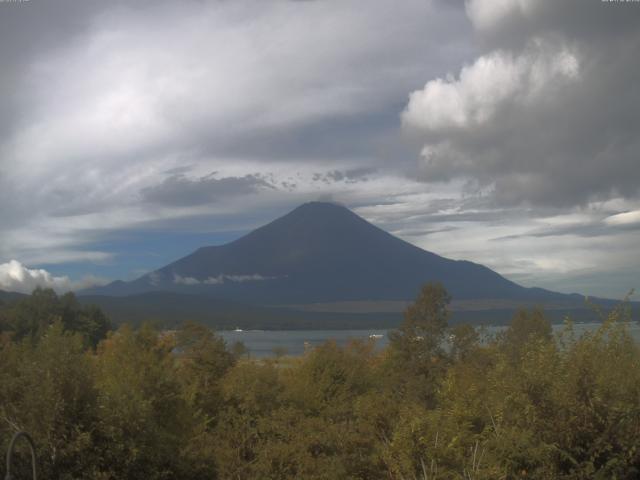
0,0,639,299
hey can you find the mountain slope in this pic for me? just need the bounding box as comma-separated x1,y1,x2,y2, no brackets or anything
85,202,583,305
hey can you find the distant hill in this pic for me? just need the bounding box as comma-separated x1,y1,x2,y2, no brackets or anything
78,291,621,330
0,290,27,305
83,202,586,307
0,286,631,330
78,292,404,330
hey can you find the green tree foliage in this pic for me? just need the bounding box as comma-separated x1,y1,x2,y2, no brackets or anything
176,321,235,414
0,288,111,347
60,293,112,348
173,322,238,477
499,307,553,362
1,285,640,479
92,324,201,479
0,322,99,479
3,288,61,342
449,322,480,362
387,282,451,405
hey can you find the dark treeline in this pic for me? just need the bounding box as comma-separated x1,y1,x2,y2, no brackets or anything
1,284,639,479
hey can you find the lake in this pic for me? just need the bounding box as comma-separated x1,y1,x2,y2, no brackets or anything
219,322,640,358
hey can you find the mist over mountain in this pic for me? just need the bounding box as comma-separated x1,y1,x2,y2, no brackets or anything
84,202,583,306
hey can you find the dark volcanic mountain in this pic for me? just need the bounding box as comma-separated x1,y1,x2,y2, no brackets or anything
85,202,582,306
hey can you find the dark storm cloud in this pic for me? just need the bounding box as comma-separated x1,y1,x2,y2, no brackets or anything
141,173,275,207
403,0,640,208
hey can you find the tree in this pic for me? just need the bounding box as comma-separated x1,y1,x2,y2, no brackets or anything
5,287,60,342
387,283,451,405
0,322,99,479
500,307,552,362
1,288,111,347
93,324,196,479
60,293,112,348
449,323,480,362
175,322,235,417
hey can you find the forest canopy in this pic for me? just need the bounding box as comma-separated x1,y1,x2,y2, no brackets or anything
1,285,639,479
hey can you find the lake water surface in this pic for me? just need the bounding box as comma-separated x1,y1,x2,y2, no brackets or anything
219,322,640,358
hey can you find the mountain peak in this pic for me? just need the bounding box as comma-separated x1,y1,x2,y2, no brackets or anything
85,202,576,305
284,201,353,221
239,201,371,243
292,201,347,212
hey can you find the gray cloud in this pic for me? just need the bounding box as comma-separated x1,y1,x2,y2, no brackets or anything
403,0,640,208
142,173,275,206
390,226,459,237
0,0,475,264
312,167,377,185
1,0,638,298
492,212,640,241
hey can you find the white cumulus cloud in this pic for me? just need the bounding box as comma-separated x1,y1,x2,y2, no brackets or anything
403,40,579,131
173,273,278,286
0,260,108,294
173,274,201,286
